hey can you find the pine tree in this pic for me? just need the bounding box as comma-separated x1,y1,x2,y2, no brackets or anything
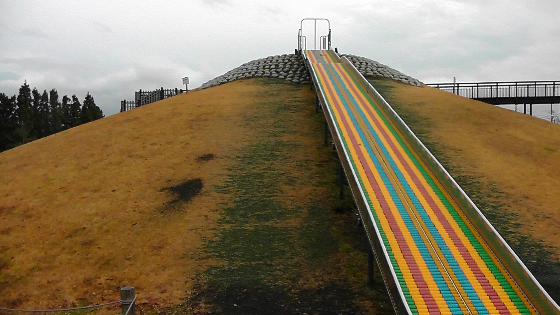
0,93,17,151
81,92,103,124
1,83,104,152
61,95,71,130
15,81,35,145
31,88,42,138
69,95,82,128
16,81,33,126
49,89,62,134
37,90,50,138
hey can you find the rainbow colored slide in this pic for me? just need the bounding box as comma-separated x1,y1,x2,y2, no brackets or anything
304,49,560,315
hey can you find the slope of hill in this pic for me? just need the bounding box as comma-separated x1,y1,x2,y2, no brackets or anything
0,78,391,314
3,72,560,314
0,79,264,308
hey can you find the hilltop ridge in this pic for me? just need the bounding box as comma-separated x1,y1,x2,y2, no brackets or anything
199,52,421,89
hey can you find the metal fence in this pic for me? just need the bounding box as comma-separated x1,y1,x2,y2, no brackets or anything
121,87,186,112
426,81,560,105
0,286,136,315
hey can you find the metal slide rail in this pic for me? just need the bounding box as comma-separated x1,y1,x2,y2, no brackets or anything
426,81,560,105
304,49,560,315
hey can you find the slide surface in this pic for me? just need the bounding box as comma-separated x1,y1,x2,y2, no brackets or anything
305,49,539,315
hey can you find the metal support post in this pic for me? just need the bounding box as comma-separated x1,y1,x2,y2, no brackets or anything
368,244,375,285
183,77,189,93
339,161,344,200
314,19,317,50
137,90,142,107
324,120,329,147
120,286,136,315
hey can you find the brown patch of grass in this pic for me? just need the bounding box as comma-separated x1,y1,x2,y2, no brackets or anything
178,78,386,315
161,178,204,209
196,154,215,162
0,79,275,310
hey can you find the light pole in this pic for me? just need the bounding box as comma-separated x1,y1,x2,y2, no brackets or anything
182,77,189,93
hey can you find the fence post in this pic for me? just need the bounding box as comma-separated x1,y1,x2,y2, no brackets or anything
121,100,125,112
338,161,344,200
160,87,164,100
120,286,135,315
553,82,556,104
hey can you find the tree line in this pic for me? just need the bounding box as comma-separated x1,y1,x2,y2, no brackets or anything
0,81,104,152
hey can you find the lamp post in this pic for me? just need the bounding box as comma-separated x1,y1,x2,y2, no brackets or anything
182,77,189,93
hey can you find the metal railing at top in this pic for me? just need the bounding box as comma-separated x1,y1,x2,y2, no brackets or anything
320,35,329,50
426,81,560,104
297,18,331,52
298,30,306,53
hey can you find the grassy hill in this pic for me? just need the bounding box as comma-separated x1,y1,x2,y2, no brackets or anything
0,78,390,314
1,76,560,314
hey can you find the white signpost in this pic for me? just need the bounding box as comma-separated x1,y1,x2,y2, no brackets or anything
182,77,189,93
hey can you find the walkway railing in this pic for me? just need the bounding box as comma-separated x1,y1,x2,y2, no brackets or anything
426,81,560,105
121,87,186,112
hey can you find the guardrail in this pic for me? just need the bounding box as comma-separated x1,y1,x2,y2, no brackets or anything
426,81,560,105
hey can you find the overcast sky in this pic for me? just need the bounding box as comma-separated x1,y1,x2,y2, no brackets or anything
1,0,559,116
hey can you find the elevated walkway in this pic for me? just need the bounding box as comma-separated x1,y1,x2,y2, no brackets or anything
426,81,560,106
304,49,560,314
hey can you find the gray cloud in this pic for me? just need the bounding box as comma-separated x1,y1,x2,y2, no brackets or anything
20,28,50,39
1,0,559,116
0,71,19,81
92,21,113,34
200,0,230,6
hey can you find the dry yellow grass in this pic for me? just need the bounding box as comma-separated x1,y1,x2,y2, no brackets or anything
4,73,559,313
0,79,299,310
377,80,560,258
